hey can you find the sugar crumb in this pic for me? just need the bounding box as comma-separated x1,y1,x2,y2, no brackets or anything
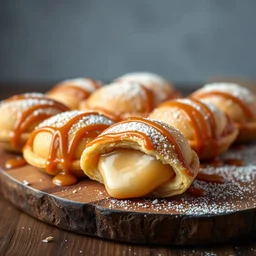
42,236,53,243
23,180,29,186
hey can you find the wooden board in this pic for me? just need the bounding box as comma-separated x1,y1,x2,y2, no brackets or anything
0,144,256,246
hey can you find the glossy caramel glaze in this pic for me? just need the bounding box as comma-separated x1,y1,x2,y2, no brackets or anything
87,117,194,176
5,157,27,169
158,99,235,155
191,91,254,120
187,187,206,197
3,94,69,149
25,111,113,186
48,78,101,101
196,172,225,184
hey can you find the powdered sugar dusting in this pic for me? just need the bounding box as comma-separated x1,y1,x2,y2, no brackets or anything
202,83,256,103
104,81,146,102
116,72,172,102
100,118,190,164
117,72,169,86
61,78,101,92
20,92,45,98
1,98,63,120
37,110,114,135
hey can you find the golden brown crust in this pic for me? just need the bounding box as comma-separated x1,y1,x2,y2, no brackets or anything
0,93,69,152
23,110,114,178
149,99,239,159
114,72,179,105
79,81,155,120
47,78,102,109
80,117,200,198
191,83,256,142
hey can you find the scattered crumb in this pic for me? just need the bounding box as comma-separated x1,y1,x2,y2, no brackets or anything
42,236,53,243
23,180,29,186
72,189,77,194
152,199,158,204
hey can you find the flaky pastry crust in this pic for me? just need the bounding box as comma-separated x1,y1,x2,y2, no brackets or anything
46,78,102,109
115,72,180,105
80,117,199,198
23,111,114,180
79,81,155,120
191,83,256,142
149,98,238,159
0,93,69,152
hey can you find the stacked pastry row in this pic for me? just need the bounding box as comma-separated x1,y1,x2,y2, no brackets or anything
0,72,255,199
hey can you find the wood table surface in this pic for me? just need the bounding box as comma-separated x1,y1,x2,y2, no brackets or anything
0,81,256,256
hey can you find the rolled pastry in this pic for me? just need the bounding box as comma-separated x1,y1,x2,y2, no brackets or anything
46,78,102,109
115,72,180,105
79,81,155,121
149,98,238,159
23,111,114,186
0,93,69,152
190,83,256,142
80,117,199,198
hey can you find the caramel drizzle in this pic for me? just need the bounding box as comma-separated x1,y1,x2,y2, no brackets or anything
88,117,193,176
140,85,155,113
51,84,91,99
25,112,111,177
49,78,101,100
201,158,244,167
11,102,69,148
159,99,217,154
196,172,224,184
87,131,154,150
192,90,254,119
187,187,206,197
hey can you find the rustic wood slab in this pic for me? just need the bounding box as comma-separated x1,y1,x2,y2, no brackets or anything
0,143,256,245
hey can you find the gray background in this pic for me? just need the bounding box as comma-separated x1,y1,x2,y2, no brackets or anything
1,0,256,86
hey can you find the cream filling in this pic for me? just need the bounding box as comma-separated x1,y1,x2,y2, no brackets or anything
98,149,175,199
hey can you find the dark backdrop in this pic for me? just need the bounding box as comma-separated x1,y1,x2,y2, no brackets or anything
1,0,256,87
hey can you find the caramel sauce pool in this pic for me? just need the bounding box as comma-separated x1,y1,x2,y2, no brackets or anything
5,157,27,169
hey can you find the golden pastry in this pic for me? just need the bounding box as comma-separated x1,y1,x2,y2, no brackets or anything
79,81,155,121
190,83,256,142
80,117,199,199
149,98,238,159
23,111,114,186
0,93,69,152
115,72,180,105
46,78,102,109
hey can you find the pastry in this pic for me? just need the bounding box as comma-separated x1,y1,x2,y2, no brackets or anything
0,93,69,152
80,117,199,199
115,72,180,105
79,81,155,121
149,98,238,159
23,111,114,186
46,78,102,109
190,83,256,142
